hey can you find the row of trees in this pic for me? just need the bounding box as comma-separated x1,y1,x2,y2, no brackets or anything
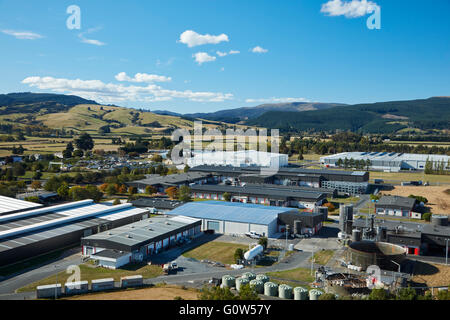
335,158,372,170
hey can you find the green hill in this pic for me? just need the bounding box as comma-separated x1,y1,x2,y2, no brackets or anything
247,97,450,133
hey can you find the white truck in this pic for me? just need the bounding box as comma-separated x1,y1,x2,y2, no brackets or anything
245,231,262,239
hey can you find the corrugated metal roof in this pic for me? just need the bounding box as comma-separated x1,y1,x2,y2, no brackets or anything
0,195,42,214
167,201,294,225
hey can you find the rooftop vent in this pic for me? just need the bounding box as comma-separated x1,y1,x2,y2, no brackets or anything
126,234,132,238
165,222,170,225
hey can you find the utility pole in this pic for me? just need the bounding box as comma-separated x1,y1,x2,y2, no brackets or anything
311,248,314,276
54,265,58,300
446,239,449,266
285,225,289,251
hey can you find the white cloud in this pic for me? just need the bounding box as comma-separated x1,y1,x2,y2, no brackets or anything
78,27,106,46
115,72,172,83
216,50,240,57
22,75,233,104
1,30,43,40
251,46,268,53
245,97,310,103
179,30,229,47
193,52,216,65
321,0,379,18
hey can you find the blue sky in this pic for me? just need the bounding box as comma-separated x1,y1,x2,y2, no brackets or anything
0,0,449,113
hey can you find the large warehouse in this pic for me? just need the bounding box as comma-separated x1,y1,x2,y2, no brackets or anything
190,184,327,209
189,165,369,195
127,172,212,193
0,198,148,267
167,201,298,238
320,152,450,172
0,195,43,215
81,215,201,269
186,150,289,168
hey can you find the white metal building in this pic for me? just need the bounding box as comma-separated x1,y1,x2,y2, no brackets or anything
0,195,42,215
167,201,297,238
320,152,450,172
187,150,289,168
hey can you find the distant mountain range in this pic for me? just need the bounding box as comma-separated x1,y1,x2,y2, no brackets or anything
246,97,450,133
180,102,346,123
0,92,449,135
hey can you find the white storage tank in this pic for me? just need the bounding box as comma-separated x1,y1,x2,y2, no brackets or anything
222,275,236,288
294,287,309,300
264,282,278,297
249,280,264,294
256,274,270,284
309,289,323,300
242,272,256,281
278,284,293,299
236,277,250,292
244,245,264,260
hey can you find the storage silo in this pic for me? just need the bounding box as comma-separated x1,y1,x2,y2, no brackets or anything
294,287,309,300
242,272,256,281
432,215,448,227
264,282,278,297
256,274,269,284
352,229,362,242
294,220,302,235
309,289,323,300
236,277,249,292
249,280,264,294
278,284,293,299
222,275,235,288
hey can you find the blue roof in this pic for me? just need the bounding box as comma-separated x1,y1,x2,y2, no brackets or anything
167,201,294,225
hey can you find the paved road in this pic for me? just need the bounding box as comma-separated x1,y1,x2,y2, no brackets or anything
0,248,83,300
0,237,313,300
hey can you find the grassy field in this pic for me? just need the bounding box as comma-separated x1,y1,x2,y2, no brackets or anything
380,185,450,214
369,171,450,184
266,267,315,284
18,263,163,293
65,284,199,300
309,250,334,265
182,241,248,265
412,261,450,288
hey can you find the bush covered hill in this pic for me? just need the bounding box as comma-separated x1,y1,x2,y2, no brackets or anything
246,97,450,133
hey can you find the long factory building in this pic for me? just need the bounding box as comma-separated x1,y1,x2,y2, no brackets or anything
0,195,43,215
81,215,201,269
189,165,369,195
0,198,148,267
320,152,450,172
190,183,328,210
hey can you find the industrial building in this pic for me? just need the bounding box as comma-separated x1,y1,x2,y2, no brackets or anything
166,201,327,238
167,201,297,238
352,214,450,256
186,150,289,168
320,152,450,172
0,199,148,267
131,197,184,213
190,184,327,209
189,165,369,195
81,215,201,269
127,172,212,193
0,195,43,215
375,196,419,218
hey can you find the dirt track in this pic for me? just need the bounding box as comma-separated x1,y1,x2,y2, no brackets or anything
381,186,450,215
67,286,199,300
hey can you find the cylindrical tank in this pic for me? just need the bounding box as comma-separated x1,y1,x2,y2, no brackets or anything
236,277,249,292
278,284,293,299
222,275,235,288
348,241,406,271
256,274,269,283
294,220,302,234
309,289,323,300
352,229,362,242
249,280,264,294
294,287,308,300
264,282,278,297
242,272,256,281
432,215,448,227
244,245,264,260
288,243,294,251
